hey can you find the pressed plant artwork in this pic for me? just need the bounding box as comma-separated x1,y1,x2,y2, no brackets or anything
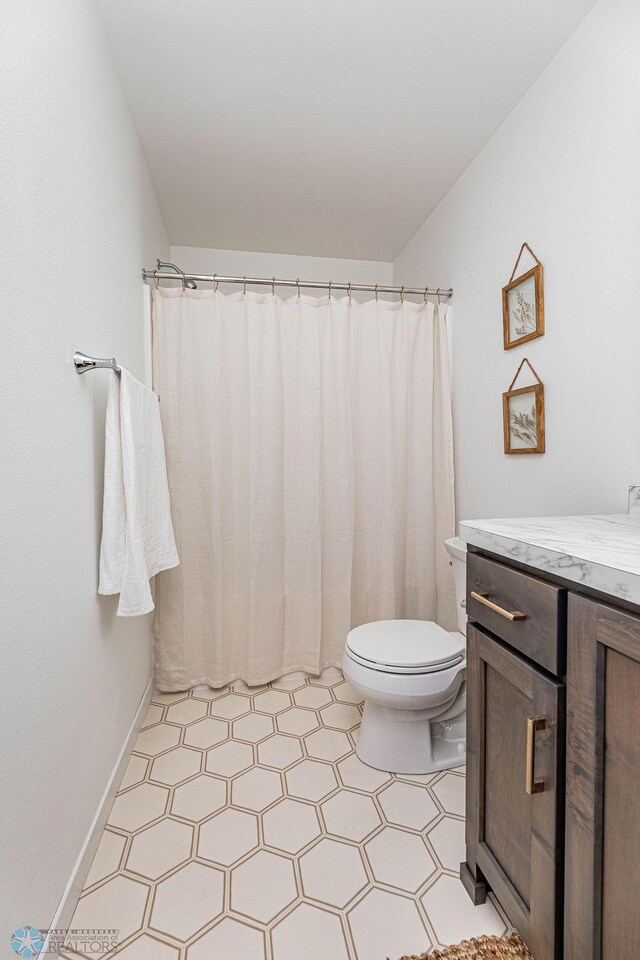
502,243,544,349
507,391,538,448
512,284,536,336
503,358,545,454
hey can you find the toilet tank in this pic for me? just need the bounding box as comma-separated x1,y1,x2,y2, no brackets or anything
444,536,467,636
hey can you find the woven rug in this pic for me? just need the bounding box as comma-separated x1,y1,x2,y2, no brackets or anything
398,933,533,960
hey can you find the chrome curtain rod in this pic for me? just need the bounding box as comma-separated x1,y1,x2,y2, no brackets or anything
142,261,453,299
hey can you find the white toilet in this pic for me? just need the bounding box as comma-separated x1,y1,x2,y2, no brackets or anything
342,536,468,774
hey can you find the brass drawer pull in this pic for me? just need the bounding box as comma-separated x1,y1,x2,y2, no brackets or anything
526,716,546,795
470,591,528,622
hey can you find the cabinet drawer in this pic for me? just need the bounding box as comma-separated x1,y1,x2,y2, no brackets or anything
467,552,566,675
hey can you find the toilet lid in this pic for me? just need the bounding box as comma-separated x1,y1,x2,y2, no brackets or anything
346,620,465,674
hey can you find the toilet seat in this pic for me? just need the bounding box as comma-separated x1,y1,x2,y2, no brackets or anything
345,619,465,676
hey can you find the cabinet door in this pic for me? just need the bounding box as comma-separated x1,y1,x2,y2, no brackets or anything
464,623,564,960
565,594,640,960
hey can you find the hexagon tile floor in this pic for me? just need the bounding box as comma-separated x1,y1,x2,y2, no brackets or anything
60,670,508,960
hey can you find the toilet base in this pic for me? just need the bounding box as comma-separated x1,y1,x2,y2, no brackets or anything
356,700,466,775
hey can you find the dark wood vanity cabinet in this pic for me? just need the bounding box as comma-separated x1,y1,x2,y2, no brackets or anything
565,594,640,960
464,623,564,960
463,549,640,960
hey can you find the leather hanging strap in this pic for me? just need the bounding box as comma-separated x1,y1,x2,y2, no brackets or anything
509,243,542,283
508,357,543,392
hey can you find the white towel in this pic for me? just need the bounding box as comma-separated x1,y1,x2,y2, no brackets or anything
99,368,179,616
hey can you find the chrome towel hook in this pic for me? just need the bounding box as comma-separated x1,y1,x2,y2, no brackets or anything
74,352,121,376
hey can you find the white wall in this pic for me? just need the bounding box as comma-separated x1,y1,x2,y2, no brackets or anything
394,0,640,523
0,0,168,934
170,245,393,301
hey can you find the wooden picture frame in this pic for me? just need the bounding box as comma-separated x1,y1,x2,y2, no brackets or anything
503,359,545,454
502,244,544,350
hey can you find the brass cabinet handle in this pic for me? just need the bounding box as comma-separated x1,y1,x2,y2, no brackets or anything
526,716,546,795
470,591,527,622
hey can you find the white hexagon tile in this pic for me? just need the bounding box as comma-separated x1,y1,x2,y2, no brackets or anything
61,671,508,959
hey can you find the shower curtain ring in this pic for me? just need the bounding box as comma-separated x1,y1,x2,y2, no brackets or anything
297,278,301,298
424,286,428,303
243,276,247,295
213,274,218,291
272,276,276,296
436,287,441,304
348,282,352,302
181,271,186,291
400,285,405,303
328,280,332,298
375,284,378,301
153,269,159,290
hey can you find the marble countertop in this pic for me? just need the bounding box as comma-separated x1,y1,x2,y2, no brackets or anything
459,514,640,605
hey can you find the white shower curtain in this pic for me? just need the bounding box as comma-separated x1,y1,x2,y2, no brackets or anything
152,287,455,690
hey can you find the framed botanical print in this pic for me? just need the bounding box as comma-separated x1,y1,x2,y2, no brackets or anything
503,359,545,455
502,244,544,350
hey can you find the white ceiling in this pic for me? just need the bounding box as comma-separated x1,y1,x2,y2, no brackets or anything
98,0,596,261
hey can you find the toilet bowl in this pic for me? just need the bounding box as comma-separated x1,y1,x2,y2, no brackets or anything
342,537,468,774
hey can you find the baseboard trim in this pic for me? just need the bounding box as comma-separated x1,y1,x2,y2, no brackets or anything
42,677,153,946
